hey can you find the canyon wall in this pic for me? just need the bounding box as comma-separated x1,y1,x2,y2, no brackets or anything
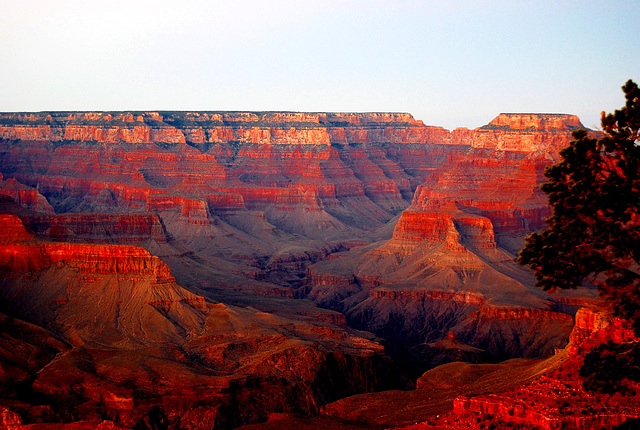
0,110,581,256
0,111,581,226
0,111,582,149
0,214,398,429
0,110,592,359
305,141,594,374
0,110,598,428
447,307,640,429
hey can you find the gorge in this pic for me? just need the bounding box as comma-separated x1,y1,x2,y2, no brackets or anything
0,110,633,429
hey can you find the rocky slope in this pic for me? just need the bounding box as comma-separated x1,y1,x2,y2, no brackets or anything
306,140,596,374
0,213,398,429
0,110,597,428
238,306,640,430
418,307,640,429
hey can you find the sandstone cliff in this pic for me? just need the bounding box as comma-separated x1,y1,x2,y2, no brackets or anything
0,110,597,428
443,307,640,429
306,138,594,374
0,110,562,303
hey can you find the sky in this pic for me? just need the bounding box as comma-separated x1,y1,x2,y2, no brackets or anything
1,0,638,130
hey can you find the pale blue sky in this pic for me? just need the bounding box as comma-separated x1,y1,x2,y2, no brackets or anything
1,0,638,130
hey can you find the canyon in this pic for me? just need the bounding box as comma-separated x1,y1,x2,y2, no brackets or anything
0,111,630,429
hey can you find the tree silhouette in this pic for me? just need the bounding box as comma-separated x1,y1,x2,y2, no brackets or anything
518,79,640,335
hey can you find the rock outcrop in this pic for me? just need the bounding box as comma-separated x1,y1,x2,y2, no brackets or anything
443,307,640,430
0,173,55,214
0,215,397,429
306,136,594,374
0,110,583,304
0,110,600,428
0,214,173,279
566,307,637,356
20,212,168,243
464,113,584,152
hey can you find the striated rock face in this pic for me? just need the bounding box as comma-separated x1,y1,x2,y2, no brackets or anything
566,307,637,356
305,136,592,374
0,110,598,428
0,214,173,279
0,112,583,153
487,113,582,131
0,110,570,303
461,113,585,152
0,215,397,429
0,111,581,240
20,212,168,243
0,174,55,214
0,111,427,146
444,307,640,430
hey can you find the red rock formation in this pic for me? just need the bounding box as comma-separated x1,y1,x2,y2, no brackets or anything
305,121,593,373
458,113,585,153
0,111,585,157
0,214,174,279
206,191,245,211
21,212,167,243
146,194,211,221
0,214,396,429
0,111,583,236
0,214,32,243
488,113,582,131
307,307,639,430
391,207,496,248
566,307,637,356
0,174,54,214
439,307,640,430
0,110,602,428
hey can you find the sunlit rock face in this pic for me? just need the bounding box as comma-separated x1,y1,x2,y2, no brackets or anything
0,112,579,226
0,111,596,427
465,113,584,152
305,118,595,374
446,307,640,429
0,173,55,214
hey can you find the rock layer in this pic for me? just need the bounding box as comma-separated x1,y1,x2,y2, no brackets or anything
446,307,640,429
0,110,582,303
0,110,598,428
305,140,594,374
0,215,396,429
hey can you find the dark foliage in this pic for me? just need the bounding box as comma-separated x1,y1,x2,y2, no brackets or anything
518,79,640,336
615,418,640,429
580,340,640,392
